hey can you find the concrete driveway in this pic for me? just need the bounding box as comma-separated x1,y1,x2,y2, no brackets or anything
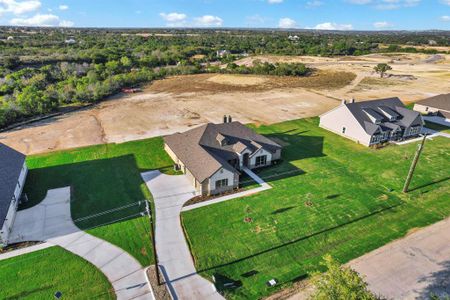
10,187,153,300
142,171,224,300
350,218,450,299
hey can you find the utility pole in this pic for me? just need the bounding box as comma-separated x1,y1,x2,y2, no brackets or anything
145,200,161,285
403,134,427,193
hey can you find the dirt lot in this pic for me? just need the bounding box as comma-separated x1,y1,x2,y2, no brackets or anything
1,53,449,155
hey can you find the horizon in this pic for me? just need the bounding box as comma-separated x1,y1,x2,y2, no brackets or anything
0,0,449,31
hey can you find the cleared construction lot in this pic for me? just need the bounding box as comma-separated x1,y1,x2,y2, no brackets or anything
1,53,449,155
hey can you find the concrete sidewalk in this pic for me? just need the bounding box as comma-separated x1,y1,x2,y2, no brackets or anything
142,171,224,300
9,187,153,300
182,167,271,212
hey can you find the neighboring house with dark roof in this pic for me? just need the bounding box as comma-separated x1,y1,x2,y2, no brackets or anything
414,93,450,121
319,98,424,147
164,118,282,196
0,143,27,248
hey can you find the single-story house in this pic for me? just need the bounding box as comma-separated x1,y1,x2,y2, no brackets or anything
319,97,424,147
164,118,282,196
414,93,450,122
0,143,27,248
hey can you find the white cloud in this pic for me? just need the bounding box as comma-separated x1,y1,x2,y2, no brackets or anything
440,0,450,5
10,13,73,26
58,4,68,10
159,12,188,26
313,22,353,30
268,0,283,3
194,15,223,27
278,17,297,28
59,19,73,27
306,0,324,7
441,15,450,21
373,21,393,28
0,0,41,15
346,0,421,9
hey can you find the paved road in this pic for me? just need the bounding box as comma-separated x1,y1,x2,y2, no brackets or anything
350,218,450,299
142,171,224,300
9,187,153,300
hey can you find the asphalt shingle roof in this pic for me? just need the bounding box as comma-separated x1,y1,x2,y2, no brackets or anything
346,97,422,135
416,93,450,112
164,121,281,183
0,143,26,229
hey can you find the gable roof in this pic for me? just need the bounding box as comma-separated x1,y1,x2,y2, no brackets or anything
0,143,26,229
345,97,422,135
416,93,450,112
164,122,281,183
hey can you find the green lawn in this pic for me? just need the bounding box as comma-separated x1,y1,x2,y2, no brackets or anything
0,246,115,299
182,118,450,299
23,137,176,266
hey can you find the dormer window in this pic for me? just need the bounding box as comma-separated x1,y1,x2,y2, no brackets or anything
363,109,383,124
378,106,400,122
216,133,228,146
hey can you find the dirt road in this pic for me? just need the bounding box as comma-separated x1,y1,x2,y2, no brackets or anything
1,53,449,155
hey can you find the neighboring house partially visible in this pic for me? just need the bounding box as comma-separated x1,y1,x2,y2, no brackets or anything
320,98,424,147
0,143,27,248
414,93,450,122
164,117,282,196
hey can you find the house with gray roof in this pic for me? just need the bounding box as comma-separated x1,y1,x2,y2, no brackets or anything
164,118,282,196
414,93,450,122
319,98,424,147
0,143,28,248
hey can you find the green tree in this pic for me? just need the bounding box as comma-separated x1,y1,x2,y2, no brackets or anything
374,63,392,78
309,255,379,300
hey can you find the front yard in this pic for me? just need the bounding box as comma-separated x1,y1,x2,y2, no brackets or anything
182,118,450,299
0,246,115,299
22,137,176,266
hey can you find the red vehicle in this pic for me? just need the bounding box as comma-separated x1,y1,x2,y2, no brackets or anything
121,88,142,93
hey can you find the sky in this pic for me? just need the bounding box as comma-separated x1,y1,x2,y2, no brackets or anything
0,0,449,30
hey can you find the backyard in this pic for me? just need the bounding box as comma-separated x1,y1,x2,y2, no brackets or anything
182,118,450,299
0,246,115,299
22,136,177,266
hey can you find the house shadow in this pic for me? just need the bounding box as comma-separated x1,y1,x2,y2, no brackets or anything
250,131,325,184
417,260,450,299
22,154,148,230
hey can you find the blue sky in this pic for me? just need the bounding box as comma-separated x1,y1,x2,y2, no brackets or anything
0,0,449,30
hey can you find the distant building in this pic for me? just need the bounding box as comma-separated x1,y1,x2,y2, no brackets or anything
164,118,282,196
288,35,299,41
320,98,424,147
414,93,450,122
65,38,76,44
0,143,27,248
216,49,230,58
6,36,14,41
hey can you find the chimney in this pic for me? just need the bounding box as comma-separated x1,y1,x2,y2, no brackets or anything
350,98,355,103
228,115,232,123
223,115,227,123
342,99,347,105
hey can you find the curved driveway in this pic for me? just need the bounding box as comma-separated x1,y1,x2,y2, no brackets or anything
141,171,224,300
9,187,153,300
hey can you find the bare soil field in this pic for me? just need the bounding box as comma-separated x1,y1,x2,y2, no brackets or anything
1,53,449,155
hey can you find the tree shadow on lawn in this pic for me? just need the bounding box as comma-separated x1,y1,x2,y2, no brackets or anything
418,260,450,299
196,201,403,274
22,154,149,229
254,133,325,184
4,285,54,300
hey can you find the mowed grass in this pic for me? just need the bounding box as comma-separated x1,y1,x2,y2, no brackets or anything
0,246,115,299
182,118,450,299
22,137,175,266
